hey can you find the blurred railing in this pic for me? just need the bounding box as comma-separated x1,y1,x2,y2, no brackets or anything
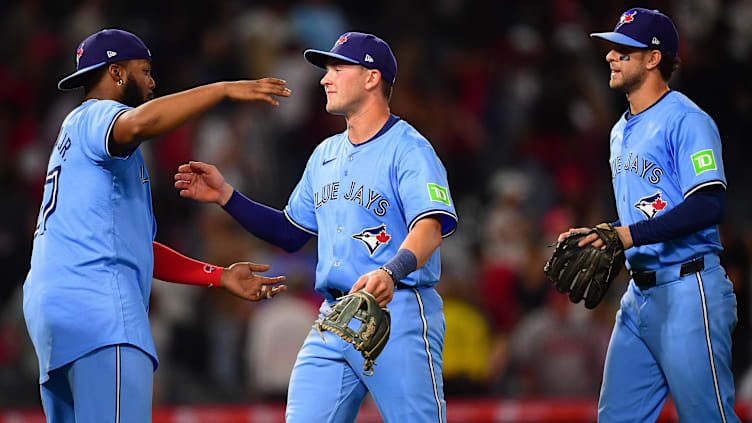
2,399,750,422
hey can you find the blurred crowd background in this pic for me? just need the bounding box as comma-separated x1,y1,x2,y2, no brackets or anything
1,0,751,410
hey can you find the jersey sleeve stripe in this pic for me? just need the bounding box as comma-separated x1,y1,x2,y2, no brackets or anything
283,209,318,236
408,210,458,238
105,109,131,160
684,180,726,198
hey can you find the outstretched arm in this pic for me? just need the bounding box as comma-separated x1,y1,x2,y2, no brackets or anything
174,161,312,252
153,241,287,301
110,79,291,155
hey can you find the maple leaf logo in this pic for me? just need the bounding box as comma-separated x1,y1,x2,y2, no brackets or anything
652,198,667,210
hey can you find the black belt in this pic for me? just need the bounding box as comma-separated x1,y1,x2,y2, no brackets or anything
631,257,705,288
327,282,412,300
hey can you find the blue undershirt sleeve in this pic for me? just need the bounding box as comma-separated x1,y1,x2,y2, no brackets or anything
222,190,312,253
629,186,725,247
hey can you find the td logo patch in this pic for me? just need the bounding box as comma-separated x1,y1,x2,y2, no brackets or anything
427,183,450,206
352,224,391,256
634,191,668,219
691,149,717,175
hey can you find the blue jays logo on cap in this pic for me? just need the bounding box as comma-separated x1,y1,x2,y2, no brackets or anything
615,10,637,30
304,32,398,85
634,191,668,219
334,34,348,48
76,44,84,67
352,224,391,256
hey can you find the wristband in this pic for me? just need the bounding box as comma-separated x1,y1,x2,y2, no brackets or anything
380,249,417,284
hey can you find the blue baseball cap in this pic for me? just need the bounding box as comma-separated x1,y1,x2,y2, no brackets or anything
590,8,679,56
304,32,397,85
58,29,151,91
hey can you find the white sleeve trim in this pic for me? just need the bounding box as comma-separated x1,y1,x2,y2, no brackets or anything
684,180,726,198
408,210,458,238
441,226,458,239
105,109,131,160
283,209,318,236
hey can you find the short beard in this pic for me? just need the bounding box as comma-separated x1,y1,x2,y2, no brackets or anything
612,69,645,94
121,75,148,107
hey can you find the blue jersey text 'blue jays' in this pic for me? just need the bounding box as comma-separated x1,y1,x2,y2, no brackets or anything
315,181,390,216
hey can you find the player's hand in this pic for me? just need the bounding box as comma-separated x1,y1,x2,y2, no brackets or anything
556,228,598,247
220,262,287,302
557,227,605,248
349,269,395,307
174,161,234,206
223,78,291,106
557,226,633,249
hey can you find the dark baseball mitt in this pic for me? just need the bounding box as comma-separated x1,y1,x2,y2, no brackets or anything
316,290,391,375
544,223,626,309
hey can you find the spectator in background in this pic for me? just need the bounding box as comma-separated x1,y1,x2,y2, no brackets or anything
509,291,607,397
439,268,493,397
246,252,319,401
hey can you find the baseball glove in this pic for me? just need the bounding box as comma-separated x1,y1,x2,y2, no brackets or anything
316,290,391,375
544,223,626,309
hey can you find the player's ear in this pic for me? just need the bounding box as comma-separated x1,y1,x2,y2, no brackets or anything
646,50,662,71
108,62,129,83
364,69,382,91
107,63,121,82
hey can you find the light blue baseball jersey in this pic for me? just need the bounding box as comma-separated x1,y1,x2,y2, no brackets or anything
600,90,739,423
284,115,454,423
284,115,457,295
23,99,158,383
608,91,726,271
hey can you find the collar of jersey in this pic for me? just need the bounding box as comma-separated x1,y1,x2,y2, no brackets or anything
625,90,672,121
347,114,400,147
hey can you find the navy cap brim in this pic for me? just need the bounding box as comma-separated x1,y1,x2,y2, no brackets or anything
589,32,648,48
303,49,360,69
57,61,108,91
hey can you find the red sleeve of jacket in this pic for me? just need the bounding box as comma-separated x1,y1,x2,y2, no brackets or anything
153,241,222,287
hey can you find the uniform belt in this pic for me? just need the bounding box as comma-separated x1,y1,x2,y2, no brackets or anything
327,282,412,301
631,254,719,288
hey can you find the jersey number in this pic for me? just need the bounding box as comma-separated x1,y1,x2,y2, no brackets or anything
34,165,61,236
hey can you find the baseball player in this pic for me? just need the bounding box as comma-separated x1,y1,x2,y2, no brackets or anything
557,9,739,422
23,29,290,423
175,32,457,422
